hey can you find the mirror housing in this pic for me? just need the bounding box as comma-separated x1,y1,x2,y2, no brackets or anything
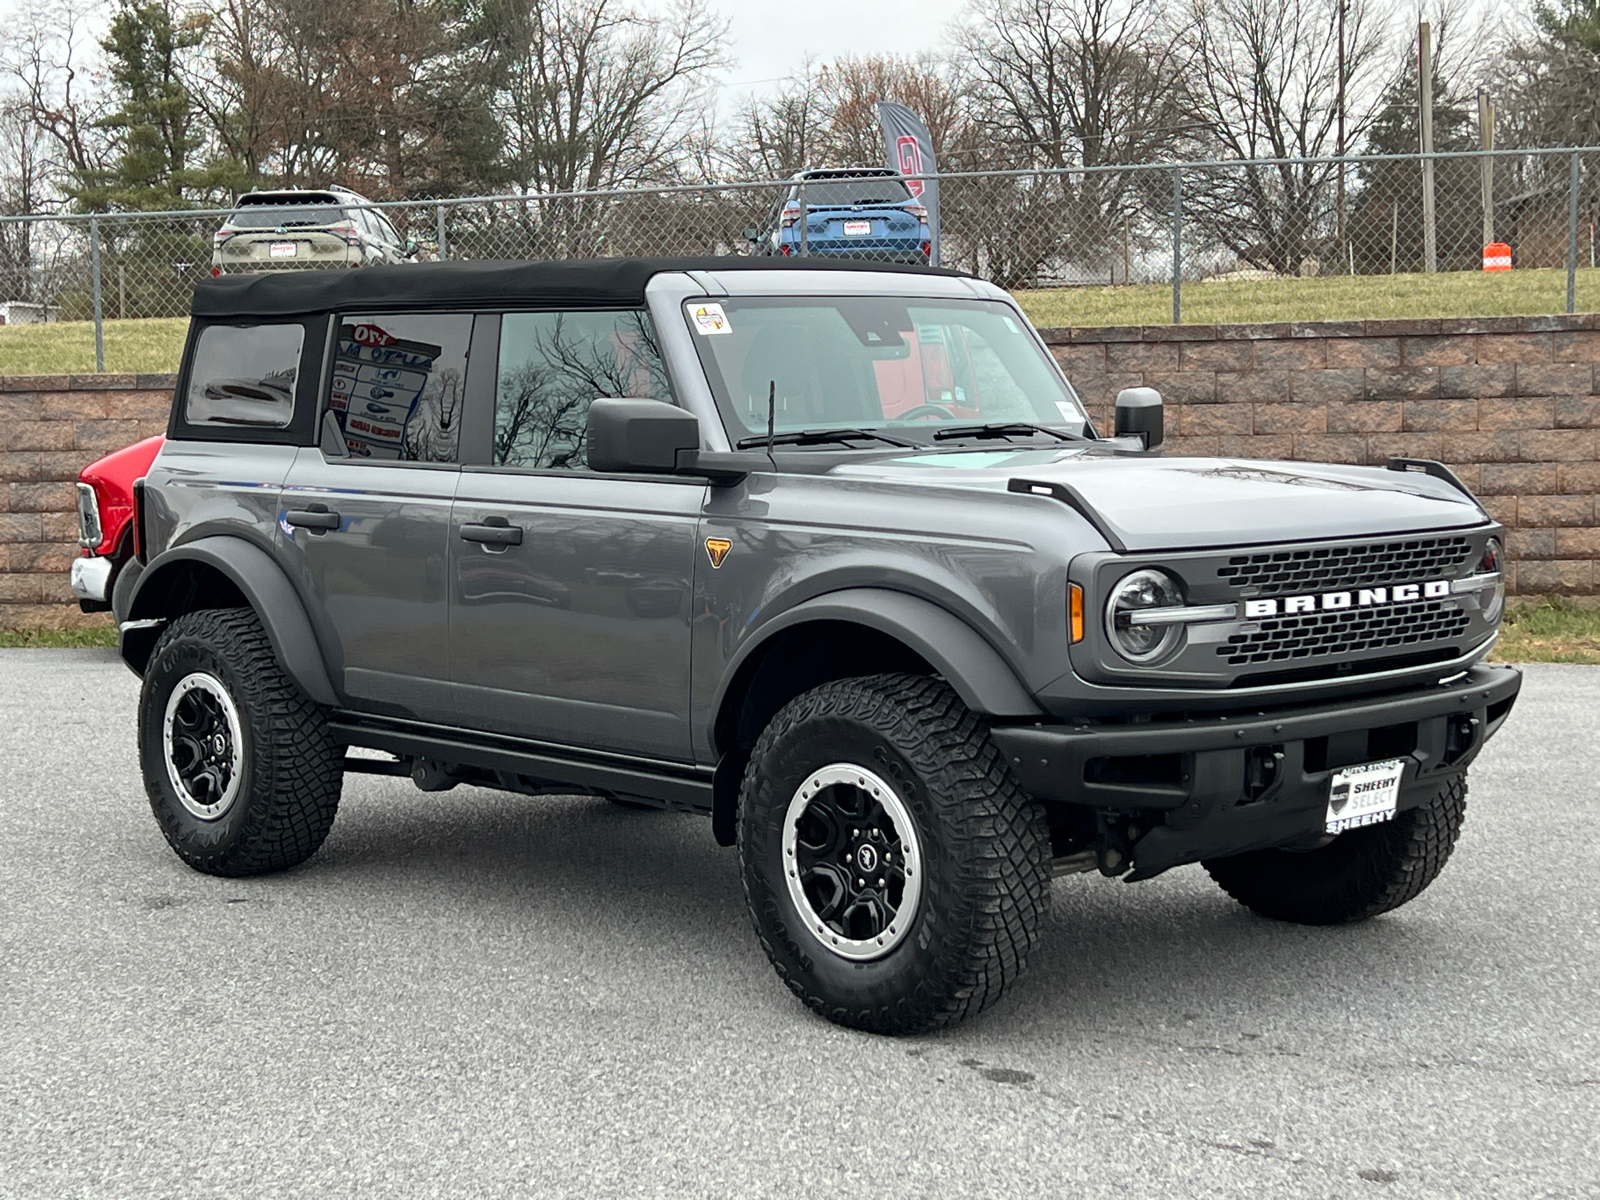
1114,387,1164,450
588,399,701,473
404,237,419,258
587,399,762,484
741,226,759,241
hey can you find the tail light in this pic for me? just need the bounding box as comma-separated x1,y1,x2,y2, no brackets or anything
779,203,802,227
905,203,928,221
779,244,792,256
921,241,931,257
212,230,233,245
330,223,363,247
211,267,221,277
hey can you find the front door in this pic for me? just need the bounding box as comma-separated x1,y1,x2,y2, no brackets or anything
448,309,702,761
275,310,475,721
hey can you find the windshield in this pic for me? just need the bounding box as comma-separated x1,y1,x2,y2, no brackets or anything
686,296,1089,445
228,204,347,229
794,177,912,207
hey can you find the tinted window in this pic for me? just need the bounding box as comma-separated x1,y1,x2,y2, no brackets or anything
326,313,471,462
794,176,911,207
493,310,670,471
228,205,347,229
184,323,303,428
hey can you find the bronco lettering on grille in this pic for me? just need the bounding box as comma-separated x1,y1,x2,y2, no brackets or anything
1242,579,1451,619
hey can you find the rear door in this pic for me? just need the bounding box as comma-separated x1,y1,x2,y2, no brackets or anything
448,309,703,761
275,310,475,721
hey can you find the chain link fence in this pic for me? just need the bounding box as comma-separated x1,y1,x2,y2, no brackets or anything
4,147,1600,370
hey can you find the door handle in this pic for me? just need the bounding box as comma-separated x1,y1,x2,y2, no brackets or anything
285,508,341,532
460,521,523,547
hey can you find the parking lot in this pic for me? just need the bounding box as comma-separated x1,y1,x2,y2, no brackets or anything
1,649,1595,1198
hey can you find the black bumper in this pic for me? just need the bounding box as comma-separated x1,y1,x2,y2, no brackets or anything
989,664,1522,879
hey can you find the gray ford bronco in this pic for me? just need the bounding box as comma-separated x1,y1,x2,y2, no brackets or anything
116,257,1521,1033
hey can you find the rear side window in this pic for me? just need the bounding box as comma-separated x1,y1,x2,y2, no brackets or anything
184,323,304,428
493,310,670,471
325,312,472,462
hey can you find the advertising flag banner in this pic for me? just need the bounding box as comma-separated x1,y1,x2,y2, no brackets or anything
877,101,940,266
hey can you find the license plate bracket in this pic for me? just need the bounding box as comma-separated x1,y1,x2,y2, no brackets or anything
269,242,296,259
1325,758,1406,834
842,220,871,236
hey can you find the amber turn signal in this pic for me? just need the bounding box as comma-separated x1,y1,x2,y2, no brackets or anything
1069,583,1085,643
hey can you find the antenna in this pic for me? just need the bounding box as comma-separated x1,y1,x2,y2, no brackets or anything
766,379,776,461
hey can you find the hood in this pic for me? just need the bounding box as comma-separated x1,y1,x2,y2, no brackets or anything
829,448,1487,551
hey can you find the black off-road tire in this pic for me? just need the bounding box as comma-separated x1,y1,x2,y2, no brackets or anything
739,673,1051,1034
138,607,343,877
1203,774,1468,925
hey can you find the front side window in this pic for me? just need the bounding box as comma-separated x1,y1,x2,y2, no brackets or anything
326,312,471,462
493,310,670,471
185,323,303,428
685,296,1087,444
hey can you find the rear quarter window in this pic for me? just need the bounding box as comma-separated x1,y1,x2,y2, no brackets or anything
184,323,305,428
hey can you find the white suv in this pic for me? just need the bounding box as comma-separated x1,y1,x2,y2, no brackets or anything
211,186,417,274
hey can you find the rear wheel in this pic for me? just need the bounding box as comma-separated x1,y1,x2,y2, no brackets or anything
138,608,342,877
1203,775,1468,925
739,673,1050,1034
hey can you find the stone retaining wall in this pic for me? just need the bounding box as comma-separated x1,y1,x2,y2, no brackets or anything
1043,315,1600,595
3,315,1599,629
1,375,175,628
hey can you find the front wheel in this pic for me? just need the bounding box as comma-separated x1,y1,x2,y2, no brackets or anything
1203,774,1468,925
739,673,1050,1034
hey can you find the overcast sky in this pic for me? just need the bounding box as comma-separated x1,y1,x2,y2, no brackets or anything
712,0,966,106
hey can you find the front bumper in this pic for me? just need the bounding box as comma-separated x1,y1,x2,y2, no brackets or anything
990,664,1522,878
70,554,113,606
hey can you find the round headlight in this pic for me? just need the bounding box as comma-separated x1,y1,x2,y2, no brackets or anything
1479,537,1505,624
1479,537,1502,575
1105,569,1185,663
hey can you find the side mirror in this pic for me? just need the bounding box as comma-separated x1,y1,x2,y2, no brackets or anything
1114,387,1163,450
588,399,701,474
741,226,758,240
404,237,419,258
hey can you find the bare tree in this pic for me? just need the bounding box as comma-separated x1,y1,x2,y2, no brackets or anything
1179,0,1388,274
472,0,728,196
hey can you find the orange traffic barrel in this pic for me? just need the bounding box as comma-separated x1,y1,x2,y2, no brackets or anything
1483,242,1512,271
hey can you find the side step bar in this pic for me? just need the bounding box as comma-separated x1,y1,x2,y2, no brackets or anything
328,712,715,812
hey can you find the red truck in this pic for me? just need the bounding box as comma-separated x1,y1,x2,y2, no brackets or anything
71,434,164,612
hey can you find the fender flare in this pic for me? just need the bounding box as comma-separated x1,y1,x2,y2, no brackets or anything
716,587,1042,726
121,535,339,708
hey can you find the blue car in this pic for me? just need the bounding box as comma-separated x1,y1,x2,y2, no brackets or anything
745,168,931,264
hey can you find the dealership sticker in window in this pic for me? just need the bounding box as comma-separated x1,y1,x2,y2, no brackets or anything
691,303,731,335
1325,758,1405,834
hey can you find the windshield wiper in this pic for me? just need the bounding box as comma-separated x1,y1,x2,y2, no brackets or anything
930,422,1083,443
735,427,915,450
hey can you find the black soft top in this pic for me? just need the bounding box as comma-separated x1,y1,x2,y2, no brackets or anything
191,256,961,319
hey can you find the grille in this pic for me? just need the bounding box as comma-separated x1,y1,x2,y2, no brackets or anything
1216,536,1474,595
1218,601,1471,667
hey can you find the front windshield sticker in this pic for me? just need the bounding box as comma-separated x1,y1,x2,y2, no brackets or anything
691,303,731,335
1055,401,1079,423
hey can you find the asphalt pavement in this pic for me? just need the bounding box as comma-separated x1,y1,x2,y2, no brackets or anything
1,650,1595,1198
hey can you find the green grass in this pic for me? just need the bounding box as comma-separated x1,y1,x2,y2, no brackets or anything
1,268,1599,377
0,625,118,648
1015,266,1600,328
1493,597,1600,665
0,316,187,375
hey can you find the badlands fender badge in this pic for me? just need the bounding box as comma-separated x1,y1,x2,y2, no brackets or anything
705,537,732,568
1243,580,1450,618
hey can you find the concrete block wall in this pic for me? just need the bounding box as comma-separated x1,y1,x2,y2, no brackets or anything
4,314,1600,628
0,375,175,628
1044,315,1600,595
